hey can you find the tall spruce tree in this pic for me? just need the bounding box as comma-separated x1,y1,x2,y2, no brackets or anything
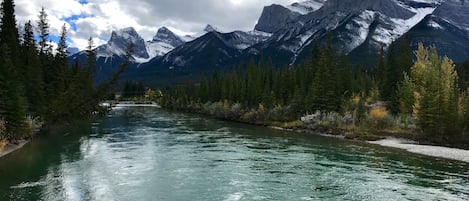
0,0,27,138
0,45,27,139
37,7,49,54
463,90,469,134
54,24,68,92
398,34,413,76
397,73,415,127
376,46,386,95
0,0,20,61
21,20,45,117
86,36,97,76
36,8,56,119
383,42,401,113
310,42,338,112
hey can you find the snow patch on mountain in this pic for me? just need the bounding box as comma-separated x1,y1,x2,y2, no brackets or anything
114,27,142,45
287,0,325,15
204,24,222,32
376,7,436,44
427,19,443,29
404,0,444,4
247,30,273,37
182,24,225,42
229,31,272,50
345,10,376,52
370,7,435,46
146,42,175,58
432,0,469,36
143,27,185,62
96,27,149,62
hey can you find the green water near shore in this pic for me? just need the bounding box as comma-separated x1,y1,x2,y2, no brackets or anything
1,107,468,200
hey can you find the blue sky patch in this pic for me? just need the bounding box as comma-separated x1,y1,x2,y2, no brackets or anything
61,14,89,31
78,0,88,5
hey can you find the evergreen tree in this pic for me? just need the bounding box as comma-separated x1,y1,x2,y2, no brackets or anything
21,20,45,117
398,34,413,76
56,24,68,63
456,61,469,90
376,46,386,95
54,24,68,93
383,42,401,113
397,73,415,127
86,37,97,76
0,0,20,59
37,7,49,54
0,45,27,138
337,53,352,104
463,90,469,134
310,42,338,112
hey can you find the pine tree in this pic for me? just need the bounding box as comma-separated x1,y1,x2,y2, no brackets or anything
37,7,50,54
0,44,27,139
56,24,68,63
338,53,352,105
54,24,68,93
397,73,415,127
309,40,339,112
463,90,469,134
49,24,70,118
21,20,45,117
0,0,20,59
376,46,386,95
398,34,413,76
86,37,97,76
383,42,402,113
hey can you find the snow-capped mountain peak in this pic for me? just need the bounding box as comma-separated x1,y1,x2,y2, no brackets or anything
145,27,185,61
70,0,469,86
151,27,184,47
97,27,149,62
204,24,222,33
152,27,171,41
111,27,141,45
181,24,225,42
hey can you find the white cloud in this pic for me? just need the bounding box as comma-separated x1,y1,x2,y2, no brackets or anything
14,0,298,50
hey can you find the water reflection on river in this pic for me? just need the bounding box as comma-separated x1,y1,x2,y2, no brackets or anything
1,107,468,200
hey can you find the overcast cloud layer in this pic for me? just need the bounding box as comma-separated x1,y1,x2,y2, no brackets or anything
14,0,297,50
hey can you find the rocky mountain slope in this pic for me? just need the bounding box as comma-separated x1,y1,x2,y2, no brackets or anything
70,0,469,86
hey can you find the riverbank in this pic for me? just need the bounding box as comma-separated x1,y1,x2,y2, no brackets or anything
370,138,469,163
159,105,469,163
0,140,29,158
268,124,469,163
0,115,103,160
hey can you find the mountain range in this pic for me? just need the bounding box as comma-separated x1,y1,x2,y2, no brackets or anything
70,0,469,86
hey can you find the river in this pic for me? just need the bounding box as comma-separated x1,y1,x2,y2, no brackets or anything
1,107,469,200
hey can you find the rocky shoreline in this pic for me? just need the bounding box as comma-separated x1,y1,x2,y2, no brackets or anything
268,124,469,163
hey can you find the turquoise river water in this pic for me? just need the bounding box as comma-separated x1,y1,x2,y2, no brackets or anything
1,107,469,200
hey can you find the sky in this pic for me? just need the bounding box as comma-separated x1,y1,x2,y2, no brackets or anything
14,0,298,50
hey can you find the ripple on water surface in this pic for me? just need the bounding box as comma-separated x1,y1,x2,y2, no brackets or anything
1,107,469,201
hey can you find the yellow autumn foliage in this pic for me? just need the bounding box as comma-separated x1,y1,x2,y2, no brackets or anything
370,106,388,121
0,140,7,153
